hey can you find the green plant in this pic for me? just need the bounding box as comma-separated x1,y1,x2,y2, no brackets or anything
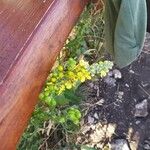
18,58,113,149
39,58,113,127
18,4,111,149
18,106,50,149
65,7,91,58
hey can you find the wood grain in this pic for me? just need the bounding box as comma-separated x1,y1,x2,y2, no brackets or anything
0,0,88,149
0,0,55,84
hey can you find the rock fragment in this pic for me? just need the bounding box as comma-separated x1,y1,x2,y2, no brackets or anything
88,116,95,124
113,69,122,79
111,139,130,150
135,99,148,117
104,76,116,86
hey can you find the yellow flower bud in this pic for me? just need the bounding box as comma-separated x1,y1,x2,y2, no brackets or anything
100,70,107,77
68,71,74,77
77,72,82,77
58,65,63,71
65,82,72,89
51,78,56,82
80,76,85,82
58,72,64,78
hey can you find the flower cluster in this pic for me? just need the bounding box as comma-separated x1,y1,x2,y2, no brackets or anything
40,58,93,100
40,58,113,101
39,58,113,125
89,60,114,77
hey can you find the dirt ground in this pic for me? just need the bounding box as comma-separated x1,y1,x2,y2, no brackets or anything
42,33,150,150
77,33,150,150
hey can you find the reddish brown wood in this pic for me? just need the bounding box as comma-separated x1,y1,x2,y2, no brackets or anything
0,0,55,84
0,0,89,149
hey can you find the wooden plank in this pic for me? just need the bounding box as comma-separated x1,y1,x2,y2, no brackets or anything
0,0,54,84
0,0,89,149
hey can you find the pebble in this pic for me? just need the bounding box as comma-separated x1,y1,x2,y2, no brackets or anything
129,70,135,74
104,77,116,86
135,99,148,117
88,116,95,124
108,71,113,77
118,91,124,99
145,140,150,145
135,120,141,125
89,82,94,88
93,113,99,119
113,69,122,79
125,83,130,88
111,139,130,150
144,144,150,150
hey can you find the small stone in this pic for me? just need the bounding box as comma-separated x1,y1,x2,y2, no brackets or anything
98,99,105,104
119,91,124,96
141,82,149,88
125,84,130,88
108,71,113,77
118,91,124,99
111,139,130,150
145,140,150,145
144,144,150,150
93,85,99,90
135,120,141,125
88,116,95,124
89,82,94,88
104,77,116,86
113,69,122,79
93,113,99,119
129,70,135,74
96,87,100,97
135,99,148,117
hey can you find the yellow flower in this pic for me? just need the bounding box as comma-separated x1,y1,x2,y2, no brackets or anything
58,85,65,94
77,72,82,77
51,78,56,83
65,82,72,89
86,74,92,80
68,71,74,77
100,70,107,77
58,65,63,71
79,59,89,68
58,72,64,78
53,72,58,77
80,76,85,82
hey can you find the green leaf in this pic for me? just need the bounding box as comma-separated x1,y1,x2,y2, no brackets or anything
55,94,69,106
66,58,77,70
64,89,81,104
58,117,66,123
45,96,56,107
